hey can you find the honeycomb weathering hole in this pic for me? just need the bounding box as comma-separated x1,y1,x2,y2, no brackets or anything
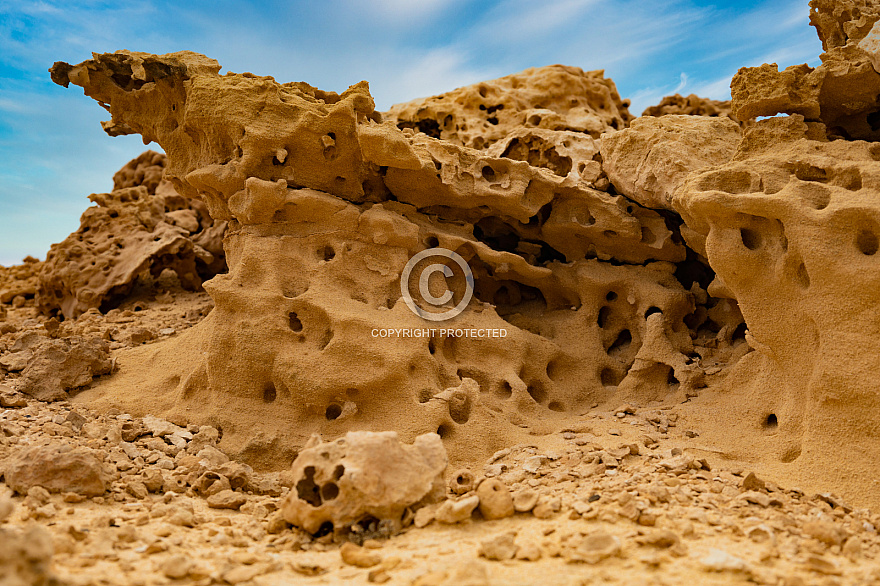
263,383,277,403
288,312,303,332
325,404,343,420
856,229,879,255
296,466,322,507
740,227,762,250
764,414,778,430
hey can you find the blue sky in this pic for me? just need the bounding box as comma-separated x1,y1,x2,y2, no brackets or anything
0,0,821,266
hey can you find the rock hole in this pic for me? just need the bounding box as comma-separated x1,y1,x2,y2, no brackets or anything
426,235,440,248
437,424,451,438
764,414,778,430
796,263,810,288
527,381,548,404
607,329,632,358
644,306,662,318
732,322,747,343
333,465,345,480
856,229,879,255
600,367,623,387
322,246,335,261
288,312,303,332
314,522,334,537
546,360,558,380
428,338,436,355
496,380,513,399
325,404,343,420
667,368,679,385
597,306,611,328
740,228,762,250
605,291,618,302
296,466,322,507
548,401,565,412
320,483,339,501
263,383,277,403
417,388,434,403
448,391,471,424
527,114,542,126
482,165,496,182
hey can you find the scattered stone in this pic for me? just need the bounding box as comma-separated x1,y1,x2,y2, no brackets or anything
207,489,247,510
479,532,518,561
803,520,845,547
161,554,192,579
513,489,539,513
700,548,751,573
449,469,476,495
742,472,765,492
435,495,480,524
340,542,382,568
567,531,621,564
5,443,106,496
476,479,514,520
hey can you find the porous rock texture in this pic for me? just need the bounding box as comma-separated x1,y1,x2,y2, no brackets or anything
730,0,880,140
599,1,880,506
0,257,42,306
50,52,741,469
280,431,446,534
36,150,227,319
642,94,735,120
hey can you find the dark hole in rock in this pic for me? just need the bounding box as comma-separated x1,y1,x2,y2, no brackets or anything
325,404,342,420
548,401,565,412
607,329,632,357
496,380,513,399
600,367,623,386
764,414,778,430
333,465,345,480
482,165,496,182
740,228,762,250
289,312,303,332
263,383,277,403
322,246,335,261
856,229,879,255
321,482,339,501
314,522,334,537
645,306,662,318
296,466,322,507
605,291,618,302
732,322,748,343
527,381,548,404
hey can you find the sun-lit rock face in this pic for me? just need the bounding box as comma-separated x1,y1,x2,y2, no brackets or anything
50,51,737,467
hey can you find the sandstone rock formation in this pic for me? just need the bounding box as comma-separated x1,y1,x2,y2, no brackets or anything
50,51,735,468
0,256,42,307
730,0,880,140
36,151,226,319
596,0,880,506
280,431,446,534
642,94,734,120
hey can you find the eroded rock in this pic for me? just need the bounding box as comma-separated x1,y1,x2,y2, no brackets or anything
4,443,106,496
36,151,226,319
280,432,447,534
